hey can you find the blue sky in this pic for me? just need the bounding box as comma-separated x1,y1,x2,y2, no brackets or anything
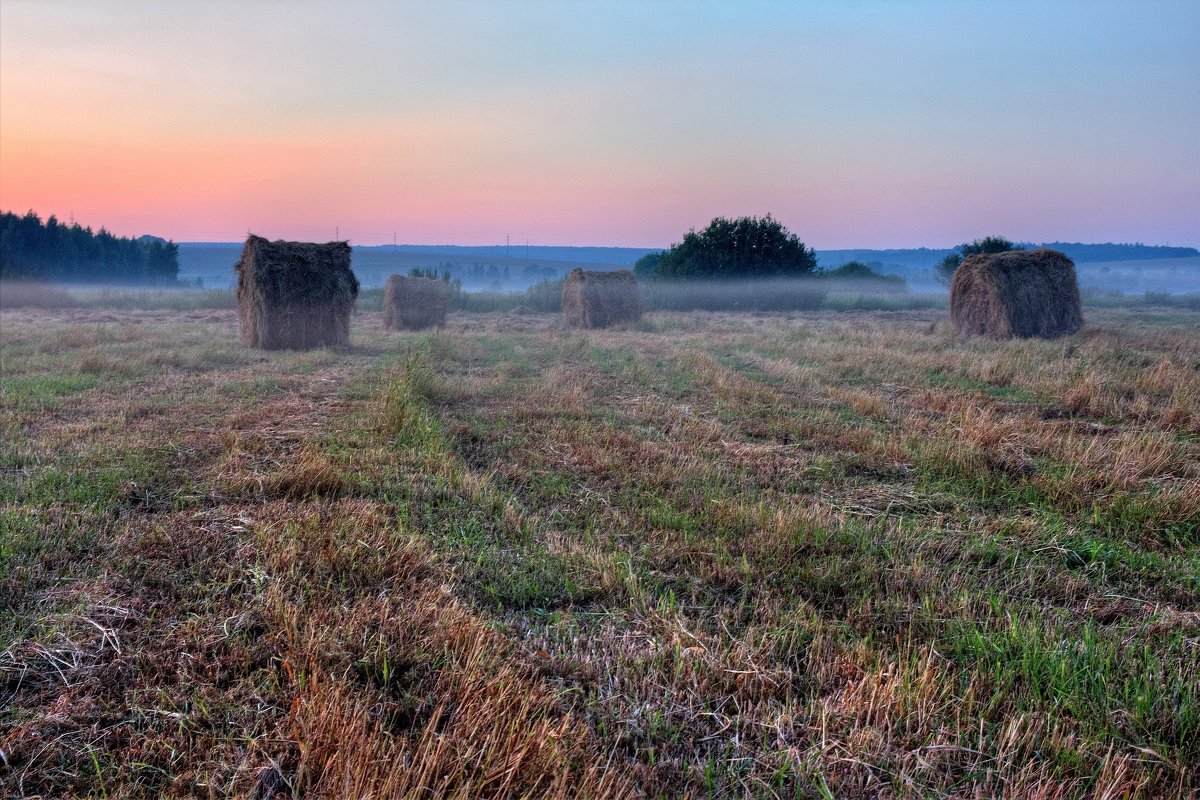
2,0,1196,247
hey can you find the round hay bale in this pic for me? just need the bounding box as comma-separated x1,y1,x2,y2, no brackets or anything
950,248,1082,339
383,275,448,331
235,235,358,350
562,268,642,329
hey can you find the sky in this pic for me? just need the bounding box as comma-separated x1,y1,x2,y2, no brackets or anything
1,1,1197,249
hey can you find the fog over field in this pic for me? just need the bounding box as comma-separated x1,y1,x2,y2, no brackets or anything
1074,257,1200,295
175,243,1200,295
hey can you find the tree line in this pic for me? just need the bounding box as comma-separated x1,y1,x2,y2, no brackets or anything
0,210,179,283
635,214,903,285
635,214,819,279
635,217,1198,285
1036,242,1198,263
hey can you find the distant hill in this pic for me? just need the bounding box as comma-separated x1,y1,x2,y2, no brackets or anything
178,242,658,264
814,248,953,270
1032,242,1199,263
813,243,1200,293
365,242,1198,266
177,243,638,290
354,243,657,265
814,243,1199,271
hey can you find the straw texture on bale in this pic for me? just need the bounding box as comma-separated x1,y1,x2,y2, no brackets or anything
562,268,642,329
236,235,359,350
950,248,1083,339
382,275,449,331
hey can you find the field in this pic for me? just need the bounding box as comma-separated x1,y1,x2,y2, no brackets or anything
2,303,1198,798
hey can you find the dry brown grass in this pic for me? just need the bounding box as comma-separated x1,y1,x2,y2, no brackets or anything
290,613,630,798
2,305,1198,798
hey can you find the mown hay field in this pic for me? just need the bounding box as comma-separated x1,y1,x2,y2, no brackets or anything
1,304,1198,798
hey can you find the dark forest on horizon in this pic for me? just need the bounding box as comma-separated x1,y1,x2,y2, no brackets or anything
2,208,1197,288
0,210,179,284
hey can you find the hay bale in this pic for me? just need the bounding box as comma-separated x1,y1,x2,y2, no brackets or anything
235,235,358,350
950,248,1083,339
561,268,641,328
382,275,448,331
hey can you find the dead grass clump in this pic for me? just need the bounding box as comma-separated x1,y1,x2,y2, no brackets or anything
528,364,593,416
972,352,1023,387
383,275,448,331
1063,374,1107,417
36,324,140,353
830,386,889,418
267,450,349,499
225,449,350,499
955,404,1023,450
291,658,628,798
77,354,127,376
1071,429,1191,492
950,249,1083,339
235,235,358,349
678,349,785,406
1162,402,1197,433
274,534,632,799
562,268,641,328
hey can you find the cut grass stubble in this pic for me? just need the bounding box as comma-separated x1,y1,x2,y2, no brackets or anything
1,305,1197,797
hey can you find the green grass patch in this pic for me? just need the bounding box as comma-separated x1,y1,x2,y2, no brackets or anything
0,372,102,408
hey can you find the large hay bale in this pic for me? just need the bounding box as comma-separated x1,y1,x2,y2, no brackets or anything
236,235,358,350
561,268,641,328
950,248,1082,339
383,275,448,330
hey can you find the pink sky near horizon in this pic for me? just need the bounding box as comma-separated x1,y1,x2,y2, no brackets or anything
2,1,1197,250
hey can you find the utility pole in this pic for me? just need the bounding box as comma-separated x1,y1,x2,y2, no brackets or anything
506,234,510,258
393,231,397,249
336,226,340,240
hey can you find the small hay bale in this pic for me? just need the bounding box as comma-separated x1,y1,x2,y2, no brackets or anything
561,268,642,329
950,248,1083,339
236,235,359,349
382,275,448,330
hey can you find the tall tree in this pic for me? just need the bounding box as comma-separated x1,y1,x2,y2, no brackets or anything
638,214,818,280
937,236,1022,285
